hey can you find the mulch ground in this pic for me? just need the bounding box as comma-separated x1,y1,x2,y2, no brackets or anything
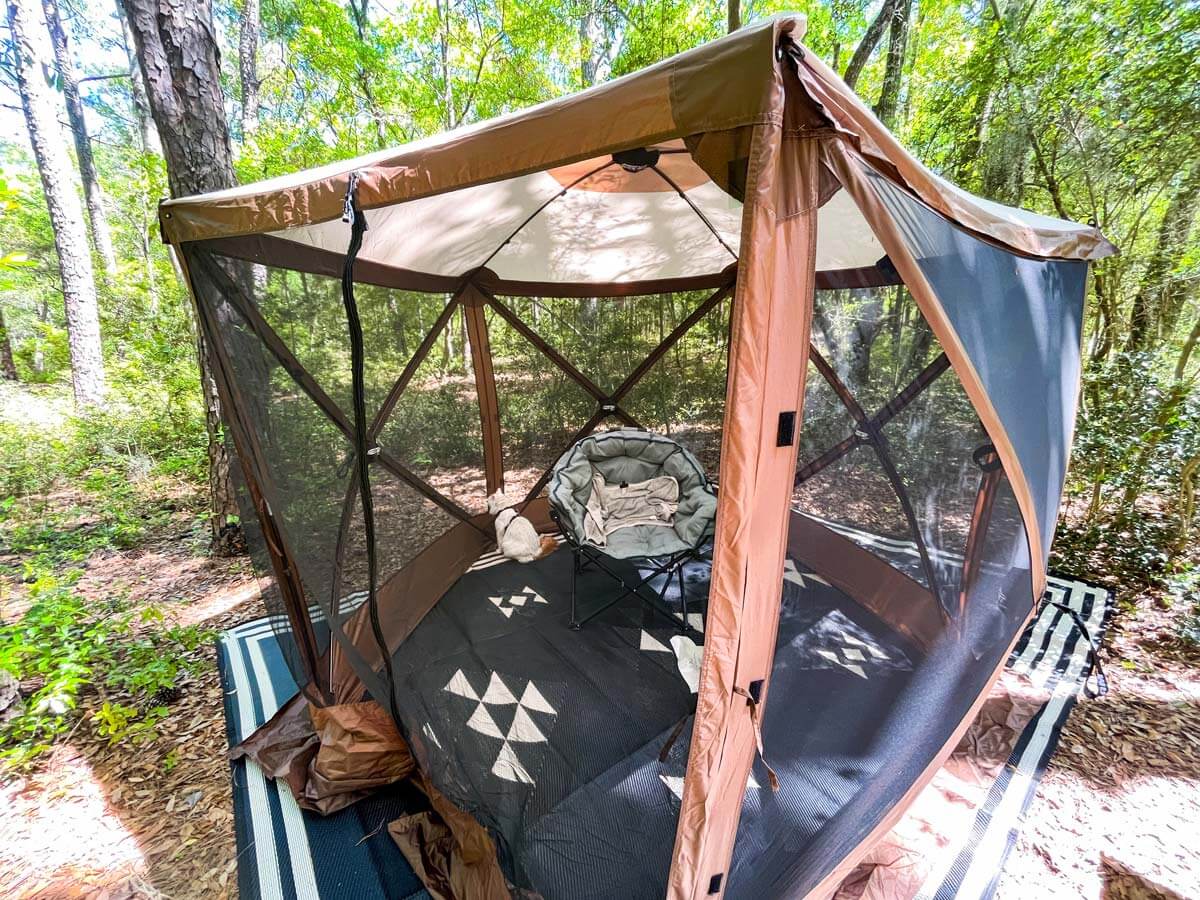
1,510,1198,898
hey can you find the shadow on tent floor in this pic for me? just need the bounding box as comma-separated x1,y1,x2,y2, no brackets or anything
387,544,921,899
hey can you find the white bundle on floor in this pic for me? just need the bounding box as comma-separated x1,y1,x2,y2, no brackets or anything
488,491,556,563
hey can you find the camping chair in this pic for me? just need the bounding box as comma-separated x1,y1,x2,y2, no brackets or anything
547,429,717,632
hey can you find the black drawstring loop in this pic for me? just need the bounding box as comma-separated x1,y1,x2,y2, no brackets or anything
1046,600,1109,699
341,173,403,726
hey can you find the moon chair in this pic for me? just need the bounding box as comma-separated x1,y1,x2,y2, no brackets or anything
547,428,717,632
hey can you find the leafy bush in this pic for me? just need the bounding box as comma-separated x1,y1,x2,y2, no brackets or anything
13,323,70,385
0,389,208,503
0,571,213,768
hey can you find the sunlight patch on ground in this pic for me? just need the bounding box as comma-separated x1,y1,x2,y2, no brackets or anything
999,771,1200,899
0,744,148,898
175,576,260,627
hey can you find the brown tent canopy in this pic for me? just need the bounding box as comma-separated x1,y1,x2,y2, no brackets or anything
164,14,1114,900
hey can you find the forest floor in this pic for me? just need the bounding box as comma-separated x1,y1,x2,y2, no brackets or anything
0,392,1197,897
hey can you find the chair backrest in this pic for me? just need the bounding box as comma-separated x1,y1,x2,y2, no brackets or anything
547,429,710,541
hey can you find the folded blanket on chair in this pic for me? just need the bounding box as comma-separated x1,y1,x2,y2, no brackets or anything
583,473,679,546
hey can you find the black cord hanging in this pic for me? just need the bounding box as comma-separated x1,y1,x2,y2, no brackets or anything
341,173,404,727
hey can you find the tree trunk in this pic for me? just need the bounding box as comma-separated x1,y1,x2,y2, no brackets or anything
7,0,106,408
579,9,596,88
843,0,897,91
120,0,243,554
0,304,19,380
238,0,260,137
42,0,118,281
116,0,160,154
874,0,912,129
437,0,454,127
1125,164,1200,354
727,0,740,33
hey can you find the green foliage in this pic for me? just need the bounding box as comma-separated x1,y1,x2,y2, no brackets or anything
0,571,213,766
13,323,70,384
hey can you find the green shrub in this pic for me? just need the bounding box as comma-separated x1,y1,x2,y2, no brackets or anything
13,323,70,385
0,572,213,768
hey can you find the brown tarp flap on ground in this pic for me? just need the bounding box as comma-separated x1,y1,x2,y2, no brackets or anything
830,671,1051,900
230,695,415,815
232,695,510,898
388,779,513,900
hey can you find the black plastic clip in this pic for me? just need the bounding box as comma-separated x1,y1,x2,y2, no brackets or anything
342,171,368,230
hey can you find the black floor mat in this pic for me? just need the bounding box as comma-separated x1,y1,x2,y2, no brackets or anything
389,546,699,888
389,546,921,899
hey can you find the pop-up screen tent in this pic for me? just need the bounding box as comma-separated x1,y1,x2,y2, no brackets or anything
161,15,1114,900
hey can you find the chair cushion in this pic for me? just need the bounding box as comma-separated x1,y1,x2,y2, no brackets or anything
548,429,716,556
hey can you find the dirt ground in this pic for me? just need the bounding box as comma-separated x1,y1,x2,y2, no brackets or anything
1,509,1198,898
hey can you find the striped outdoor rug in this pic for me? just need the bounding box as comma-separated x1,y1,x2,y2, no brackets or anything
216,549,1110,900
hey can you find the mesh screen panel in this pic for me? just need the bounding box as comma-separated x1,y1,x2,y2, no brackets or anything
619,294,730,475
485,301,604,498
335,470,461,599
794,443,920,549
865,166,1087,561
797,359,858,464
726,271,1037,897
190,256,728,896
375,306,489,514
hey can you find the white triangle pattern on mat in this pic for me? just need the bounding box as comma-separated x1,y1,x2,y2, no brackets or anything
843,631,889,660
444,669,479,700
492,742,534,784
466,702,506,739
488,585,549,618
482,672,518,705
520,681,556,715
640,630,671,653
659,774,685,800
506,706,546,743
442,668,558,785
784,557,830,590
816,647,867,679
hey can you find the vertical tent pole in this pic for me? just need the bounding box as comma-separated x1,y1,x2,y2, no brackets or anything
462,283,505,496
668,87,826,900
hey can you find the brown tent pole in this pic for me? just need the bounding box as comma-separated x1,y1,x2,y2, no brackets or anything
957,445,1003,622
461,284,504,494
609,280,735,404
479,290,614,406
794,351,949,483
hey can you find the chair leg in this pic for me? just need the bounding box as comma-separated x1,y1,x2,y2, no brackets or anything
677,563,688,634
570,549,581,630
